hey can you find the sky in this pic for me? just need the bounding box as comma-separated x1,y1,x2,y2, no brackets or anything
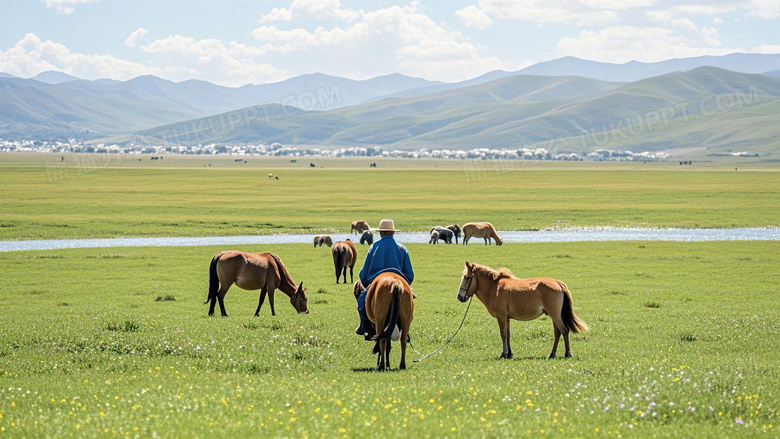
0,0,778,86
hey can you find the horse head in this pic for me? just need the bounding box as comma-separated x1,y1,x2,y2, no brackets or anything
457,262,477,302
291,282,309,314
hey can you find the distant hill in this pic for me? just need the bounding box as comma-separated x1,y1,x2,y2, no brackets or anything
518,53,780,82
30,71,81,84
137,67,780,155
0,72,17,78
0,72,440,140
765,70,780,78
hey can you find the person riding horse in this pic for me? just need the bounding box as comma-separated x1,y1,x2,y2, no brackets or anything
355,218,414,339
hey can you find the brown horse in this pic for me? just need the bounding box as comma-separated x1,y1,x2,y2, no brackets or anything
456,262,588,359
206,251,309,317
462,222,503,245
314,235,333,247
366,272,414,371
332,239,357,284
351,220,370,234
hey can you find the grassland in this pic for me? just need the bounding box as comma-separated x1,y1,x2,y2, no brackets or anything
0,241,778,437
1,153,779,240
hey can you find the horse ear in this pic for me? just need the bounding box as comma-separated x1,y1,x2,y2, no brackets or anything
298,281,304,289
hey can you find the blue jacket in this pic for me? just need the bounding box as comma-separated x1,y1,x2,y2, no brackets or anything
359,235,414,286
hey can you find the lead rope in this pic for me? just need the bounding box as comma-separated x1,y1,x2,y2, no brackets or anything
410,295,473,363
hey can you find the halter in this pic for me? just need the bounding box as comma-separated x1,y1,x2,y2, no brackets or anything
458,274,474,298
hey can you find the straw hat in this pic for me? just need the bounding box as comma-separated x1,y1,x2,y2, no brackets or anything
374,218,400,232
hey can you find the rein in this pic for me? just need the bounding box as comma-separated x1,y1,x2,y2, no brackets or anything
411,294,473,363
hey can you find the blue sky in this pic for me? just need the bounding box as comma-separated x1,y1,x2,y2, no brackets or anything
1,0,778,86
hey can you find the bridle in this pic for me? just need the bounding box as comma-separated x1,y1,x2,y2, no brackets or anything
458,273,475,298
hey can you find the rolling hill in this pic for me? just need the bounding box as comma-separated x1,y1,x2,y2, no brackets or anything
0,72,439,140
137,67,780,154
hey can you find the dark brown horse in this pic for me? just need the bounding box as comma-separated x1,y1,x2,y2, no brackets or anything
366,272,414,371
457,262,587,359
332,239,357,284
206,251,309,317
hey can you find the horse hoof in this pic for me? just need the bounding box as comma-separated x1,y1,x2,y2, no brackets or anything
548,354,556,359
565,353,572,358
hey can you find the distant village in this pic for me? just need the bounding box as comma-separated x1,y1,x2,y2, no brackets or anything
0,139,685,162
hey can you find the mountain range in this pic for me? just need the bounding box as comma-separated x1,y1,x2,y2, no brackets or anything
2,52,780,155
138,67,779,154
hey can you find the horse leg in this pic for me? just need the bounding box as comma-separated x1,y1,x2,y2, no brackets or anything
378,339,387,371
505,317,512,359
254,287,268,317
551,315,571,358
268,289,276,316
217,287,229,317
341,266,347,284
549,322,562,359
349,265,354,283
399,329,408,370
497,316,510,359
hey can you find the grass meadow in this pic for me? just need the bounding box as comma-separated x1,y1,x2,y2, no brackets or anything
1,153,779,240
0,241,778,438
0,153,778,437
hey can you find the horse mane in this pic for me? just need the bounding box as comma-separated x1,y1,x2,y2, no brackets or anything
270,254,297,294
468,263,514,281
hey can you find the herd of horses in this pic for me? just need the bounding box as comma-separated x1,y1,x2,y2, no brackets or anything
206,220,587,371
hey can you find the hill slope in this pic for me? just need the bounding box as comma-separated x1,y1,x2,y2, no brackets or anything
137,67,780,154
0,72,439,140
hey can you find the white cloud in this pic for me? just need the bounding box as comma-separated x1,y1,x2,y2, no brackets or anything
135,35,284,85
713,17,724,24
123,28,149,48
250,3,518,81
251,25,364,52
477,0,623,26
743,0,780,19
42,0,99,14
258,0,359,23
0,33,150,79
555,26,734,63
455,5,493,29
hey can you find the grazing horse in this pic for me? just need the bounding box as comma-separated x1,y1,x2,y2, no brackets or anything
456,262,588,359
359,231,374,245
313,235,333,247
332,239,357,284
206,251,309,317
462,222,503,245
430,227,454,244
351,220,370,234
366,272,414,371
429,229,440,244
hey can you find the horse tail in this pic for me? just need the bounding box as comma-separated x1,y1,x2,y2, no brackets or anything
333,246,346,278
559,282,589,334
205,253,222,305
372,282,402,344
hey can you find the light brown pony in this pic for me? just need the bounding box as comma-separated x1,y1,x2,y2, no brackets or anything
206,251,309,317
351,220,370,234
313,235,333,247
332,239,357,284
462,222,503,245
456,262,588,359
366,272,414,371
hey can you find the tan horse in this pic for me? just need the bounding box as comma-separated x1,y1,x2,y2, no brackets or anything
456,262,588,359
332,239,357,284
462,222,503,245
366,272,414,371
351,220,370,234
314,235,333,247
206,251,309,317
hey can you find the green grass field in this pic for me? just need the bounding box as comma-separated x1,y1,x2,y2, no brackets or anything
1,153,778,437
0,241,778,437
1,153,779,240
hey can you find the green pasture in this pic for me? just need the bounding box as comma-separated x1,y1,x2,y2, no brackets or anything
0,241,778,437
1,153,779,240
